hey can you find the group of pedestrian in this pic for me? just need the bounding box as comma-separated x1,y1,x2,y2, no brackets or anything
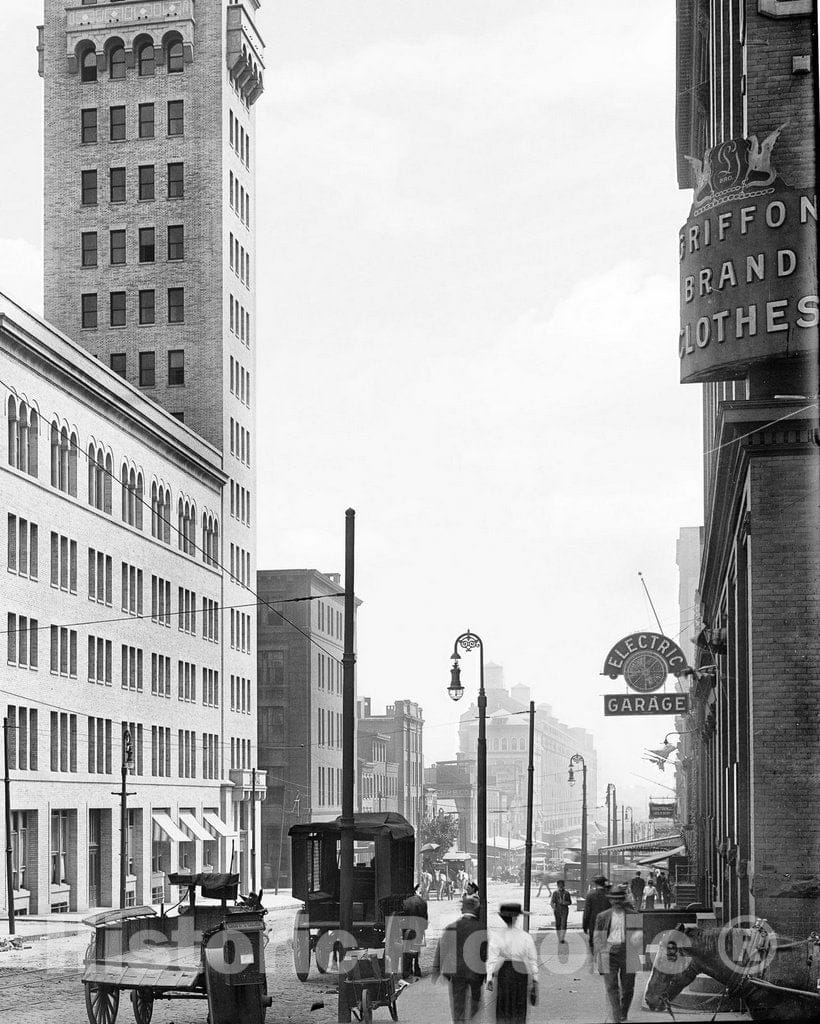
628,869,672,910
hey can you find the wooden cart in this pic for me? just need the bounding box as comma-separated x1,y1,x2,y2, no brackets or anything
81,872,272,1024
289,812,415,983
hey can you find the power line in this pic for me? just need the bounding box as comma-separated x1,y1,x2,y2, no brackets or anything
0,373,348,666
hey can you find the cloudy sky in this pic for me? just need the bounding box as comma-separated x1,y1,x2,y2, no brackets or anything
1,2,701,816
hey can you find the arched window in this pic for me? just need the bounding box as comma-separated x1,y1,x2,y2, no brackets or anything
68,431,77,494
136,473,144,530
188,503,196,554
151,482,159,537
28,410,39,477
104,453,113,513
59,427,69,491
178,498,184,550
7,396,18,468
501,738,508,752
137,43,155,77
167,39,184,73
163,488,171,543
121,462,129,520
16,402,29,473
87,443,96,504
81,48,97,83
109,45,126,80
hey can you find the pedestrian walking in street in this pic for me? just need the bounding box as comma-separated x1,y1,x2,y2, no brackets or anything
593,884,636,1023
432,894,488,1023
550,879,572,943
643,878,658,911
657,871,672,909
582,875,610,953
401,884,428,980
487,902,538,1024
535,871,550,898
628,872,645,910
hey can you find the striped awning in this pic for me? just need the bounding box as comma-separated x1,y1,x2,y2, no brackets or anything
598,833,683,854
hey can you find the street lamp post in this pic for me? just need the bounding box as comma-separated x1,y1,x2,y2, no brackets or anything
605,784,616,879
447,630,487,928
567,754,588,898
623,806,634,845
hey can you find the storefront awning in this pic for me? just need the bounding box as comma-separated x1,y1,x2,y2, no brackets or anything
488,836,525,851
202,810,238,839
152,812,189,844
637,845,686,866
598,833,683,855
178,811,212,842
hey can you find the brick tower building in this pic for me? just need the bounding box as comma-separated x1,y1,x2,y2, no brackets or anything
36,0,265,893
675,0,819,934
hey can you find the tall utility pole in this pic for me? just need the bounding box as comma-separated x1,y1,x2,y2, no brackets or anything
523,701,535,930
251,768,257,892
119,729,134,909
3,718,15,935
338,509,356,1023
612,786,618,864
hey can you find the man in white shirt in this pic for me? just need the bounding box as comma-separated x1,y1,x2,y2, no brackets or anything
593,884,637,1023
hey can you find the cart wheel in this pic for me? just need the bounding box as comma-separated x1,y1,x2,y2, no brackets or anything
361,988,373,1024
293,909,311,982
84,982,120,1024
315,941,330,974
131,989,154,1024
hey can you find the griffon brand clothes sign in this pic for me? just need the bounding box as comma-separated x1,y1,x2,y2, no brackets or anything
678,130,818,384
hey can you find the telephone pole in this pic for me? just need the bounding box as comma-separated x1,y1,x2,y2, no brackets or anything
3,718,15,935
338,509,356,1022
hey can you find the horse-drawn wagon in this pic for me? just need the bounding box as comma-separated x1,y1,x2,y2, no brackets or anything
81,872,271,1024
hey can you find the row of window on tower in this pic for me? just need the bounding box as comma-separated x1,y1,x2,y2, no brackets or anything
81,288,184,329
230,294,252,348
228,110,251,168
229,171,251,227
229,479,251,527
82,226,184,268
229,417,251,467
81,101,183,143
77,35,185,83
81,163,185,205
229,356,251,408
229,234,251,289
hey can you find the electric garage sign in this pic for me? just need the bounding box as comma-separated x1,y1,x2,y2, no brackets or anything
601,632,690,717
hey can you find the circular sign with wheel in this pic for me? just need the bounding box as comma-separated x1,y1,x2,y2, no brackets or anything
623,651,667,693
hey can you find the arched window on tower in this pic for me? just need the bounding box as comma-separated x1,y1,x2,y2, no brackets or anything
28,410,39,477
167,39,184,74
7,397,18,468
81,48,97,83
109,45,126,80
138,42,155,77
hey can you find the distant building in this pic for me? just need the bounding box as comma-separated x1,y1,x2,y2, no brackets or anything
357,717,398,815
256,569,355,888
357,698,424,833
458,672,598,850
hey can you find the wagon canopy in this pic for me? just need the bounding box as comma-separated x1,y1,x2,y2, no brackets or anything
168,871,240,900
288,812,414,841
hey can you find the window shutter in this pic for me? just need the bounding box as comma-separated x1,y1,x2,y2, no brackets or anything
50,625,58,673
50,532,58,586
88,636,95,682
88,549,96,599
105,556,112,605
29,619,38,668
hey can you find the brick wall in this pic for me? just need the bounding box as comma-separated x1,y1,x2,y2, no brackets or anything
749,446,820,934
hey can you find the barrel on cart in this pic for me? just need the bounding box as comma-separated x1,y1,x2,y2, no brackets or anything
81,872,271,1024
289,812,415,982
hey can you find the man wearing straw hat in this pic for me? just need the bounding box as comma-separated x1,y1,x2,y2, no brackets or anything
593,884,638,1023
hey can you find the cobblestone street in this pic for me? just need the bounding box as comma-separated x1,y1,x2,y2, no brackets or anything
0,884,748,1024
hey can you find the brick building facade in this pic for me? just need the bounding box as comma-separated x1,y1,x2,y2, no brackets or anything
356,698,424,833
256,569,354,888
675,0,819,933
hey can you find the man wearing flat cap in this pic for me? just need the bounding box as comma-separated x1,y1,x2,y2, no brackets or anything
432,894,487,1022
593,884,638,1023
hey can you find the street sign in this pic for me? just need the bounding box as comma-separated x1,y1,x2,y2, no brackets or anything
603,693,689,716
649,801,677,819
